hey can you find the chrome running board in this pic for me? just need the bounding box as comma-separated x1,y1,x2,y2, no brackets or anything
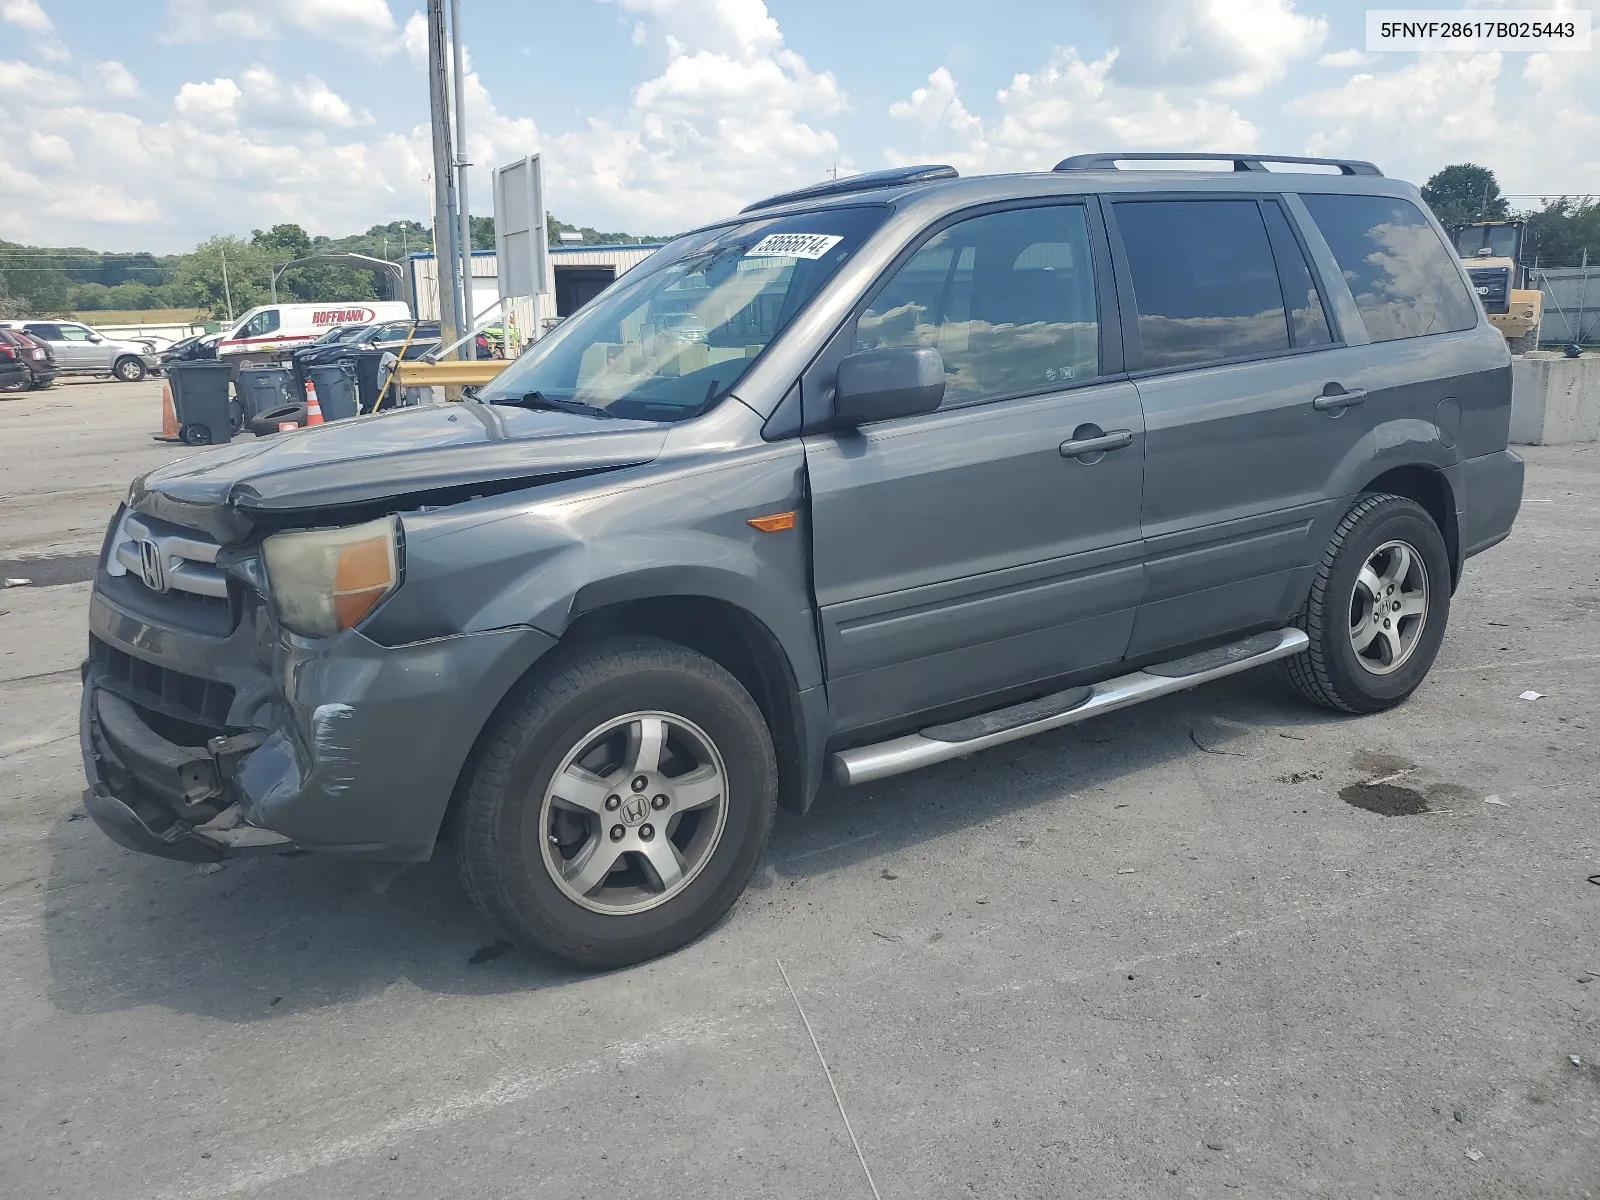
828,627,1309,786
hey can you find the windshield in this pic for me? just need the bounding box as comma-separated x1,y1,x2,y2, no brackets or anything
1455,224,1520,260
480,205,890,422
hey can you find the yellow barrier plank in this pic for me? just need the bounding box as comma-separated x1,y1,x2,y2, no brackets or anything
393,359,512,386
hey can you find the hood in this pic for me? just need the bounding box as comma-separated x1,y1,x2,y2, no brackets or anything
130,402,669,541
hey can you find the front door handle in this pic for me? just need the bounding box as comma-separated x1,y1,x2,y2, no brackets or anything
1059,428,1135,460
1313,387,1367,413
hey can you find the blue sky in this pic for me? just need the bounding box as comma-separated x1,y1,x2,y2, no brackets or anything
0,0,1595,252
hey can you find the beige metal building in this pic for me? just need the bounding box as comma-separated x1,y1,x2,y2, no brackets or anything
407,243,663,348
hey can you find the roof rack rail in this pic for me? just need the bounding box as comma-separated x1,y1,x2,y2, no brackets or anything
741,165,959,214
1053,152,1382,177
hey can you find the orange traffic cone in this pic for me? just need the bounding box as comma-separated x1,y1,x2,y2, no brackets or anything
153,380,180,442
304,379,324,426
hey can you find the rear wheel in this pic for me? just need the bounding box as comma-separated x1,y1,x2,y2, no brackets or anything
113,356,147,382
455,636,777,969
1287,493,1451,714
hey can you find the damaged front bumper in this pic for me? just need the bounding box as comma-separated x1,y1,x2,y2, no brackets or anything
81,687,295,861
81,579,557,863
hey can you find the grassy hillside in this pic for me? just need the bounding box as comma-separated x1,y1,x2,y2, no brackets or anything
75,308,209,327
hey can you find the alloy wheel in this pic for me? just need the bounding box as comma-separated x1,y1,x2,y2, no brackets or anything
1348,538,1429,675
537,711,729,915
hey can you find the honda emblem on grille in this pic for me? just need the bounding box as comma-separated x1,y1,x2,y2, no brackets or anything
138,539,169,593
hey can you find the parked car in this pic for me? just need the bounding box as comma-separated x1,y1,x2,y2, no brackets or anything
0,334,30,392
80,153,1522,970
0,327,57,390
214,301,413,366
1,319,158,381
158,331,222,368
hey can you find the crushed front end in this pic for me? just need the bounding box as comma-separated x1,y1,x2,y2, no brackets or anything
80,504,553,863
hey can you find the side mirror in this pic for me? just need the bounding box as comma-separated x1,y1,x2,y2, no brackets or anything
834,345,945,425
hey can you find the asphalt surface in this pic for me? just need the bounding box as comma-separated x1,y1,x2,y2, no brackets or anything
2,379,1597,1199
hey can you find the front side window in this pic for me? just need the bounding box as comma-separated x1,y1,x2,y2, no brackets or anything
57,324,94,342
237,310,280,339
855,204,1100,407
480,205,891,423
1114,199,1290,370
1302,193,1477,342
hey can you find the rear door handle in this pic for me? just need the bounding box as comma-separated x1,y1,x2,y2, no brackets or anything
1059,429,1135,459
1313,388,1367,412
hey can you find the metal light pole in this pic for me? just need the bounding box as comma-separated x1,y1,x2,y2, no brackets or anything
450,0,474,341
426,0,463,365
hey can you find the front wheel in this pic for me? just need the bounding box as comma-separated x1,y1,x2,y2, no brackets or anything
454,636,778,968
1287,493,1451,714
112,356,147,382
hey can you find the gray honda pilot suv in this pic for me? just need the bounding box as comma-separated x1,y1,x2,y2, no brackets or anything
82,153,1524,967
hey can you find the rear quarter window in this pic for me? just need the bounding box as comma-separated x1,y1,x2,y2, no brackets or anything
1301,193,1478,342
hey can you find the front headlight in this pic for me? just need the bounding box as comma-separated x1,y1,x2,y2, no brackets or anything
261,516,400,638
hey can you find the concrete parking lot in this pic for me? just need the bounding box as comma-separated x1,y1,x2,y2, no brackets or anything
2,379,1597,1199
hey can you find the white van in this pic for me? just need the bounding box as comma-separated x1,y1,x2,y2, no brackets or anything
215,301,412,363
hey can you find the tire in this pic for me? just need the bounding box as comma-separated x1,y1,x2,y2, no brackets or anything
1508,327,1540,355
1286,493,1451,714
249,403,307,435
455,636,778,969
113,356,147,382
29,376,55,390
0,377,26,394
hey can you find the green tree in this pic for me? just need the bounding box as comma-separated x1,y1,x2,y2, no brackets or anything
172,236,276,320
1522,197,1600,268
1422,164,1509,228
251,223,315,260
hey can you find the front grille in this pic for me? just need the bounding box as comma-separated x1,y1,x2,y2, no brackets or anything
1468,266,1511,315
89,636,235,735
108,513,228,598
102,512,236,635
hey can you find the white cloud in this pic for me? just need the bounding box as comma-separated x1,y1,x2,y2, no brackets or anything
886,50,1258,176
1318,49,1372,68
0,59,78,101
173,68,371,132
1084,0,1327,97
93,60,143,99
2,0,68,60
522,0,845,229
27,130,73,166
1,0,51,33
400,10,427,67
165,0,398,51
1293,51,1600,198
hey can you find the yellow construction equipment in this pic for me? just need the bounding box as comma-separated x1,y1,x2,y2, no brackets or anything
1450,220,1543,353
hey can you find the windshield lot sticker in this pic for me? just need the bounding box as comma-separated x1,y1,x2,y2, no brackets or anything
745,233,844,260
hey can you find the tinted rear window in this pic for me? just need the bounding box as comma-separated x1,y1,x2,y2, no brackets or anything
1114,200,1290,370
1301,193,1477,342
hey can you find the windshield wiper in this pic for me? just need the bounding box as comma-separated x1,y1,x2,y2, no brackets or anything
501,391,617,420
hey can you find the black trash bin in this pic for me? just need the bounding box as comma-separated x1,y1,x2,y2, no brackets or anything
306,360,359,422
349,349,389,414
236,365,295,424
165,361,235,445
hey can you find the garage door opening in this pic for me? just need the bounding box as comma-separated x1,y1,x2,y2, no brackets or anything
555,267,617,317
